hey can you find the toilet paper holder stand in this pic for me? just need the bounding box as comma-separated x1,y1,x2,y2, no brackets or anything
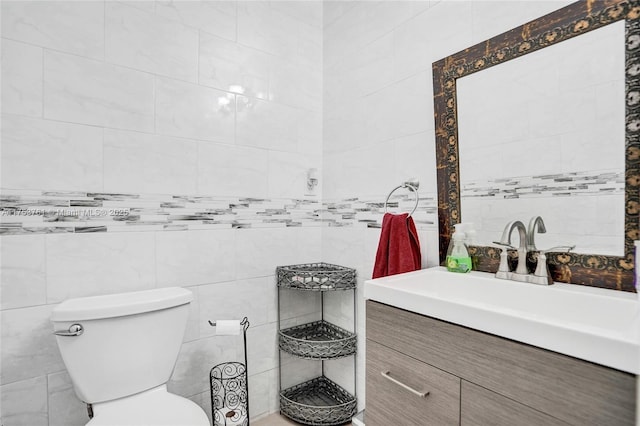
208,317,251,426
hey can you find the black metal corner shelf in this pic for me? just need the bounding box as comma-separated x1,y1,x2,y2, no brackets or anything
277,263,357,426
277,262,357,291
280,376,357,426
279,320,357,360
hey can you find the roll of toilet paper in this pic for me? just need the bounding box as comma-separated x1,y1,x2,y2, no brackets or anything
215,319,240,335
218,407,246,426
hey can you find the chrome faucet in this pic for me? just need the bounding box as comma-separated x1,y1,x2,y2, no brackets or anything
495,216,574,286
494,220,529,277
527,216,546,251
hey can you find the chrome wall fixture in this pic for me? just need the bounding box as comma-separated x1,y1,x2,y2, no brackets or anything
384,179,420,217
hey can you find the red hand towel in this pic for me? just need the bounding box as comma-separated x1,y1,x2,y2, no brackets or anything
372,213,422,279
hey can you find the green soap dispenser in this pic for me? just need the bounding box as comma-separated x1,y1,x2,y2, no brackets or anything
446,224,472,273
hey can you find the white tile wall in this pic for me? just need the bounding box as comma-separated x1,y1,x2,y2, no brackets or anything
0,376,49,426
104,129,199,195
47,371,88,426
183,286,201,343
297,109,323,157
357,33,396,97
279,356,322,390
45,232,157,303
236,98,299,151
0,235,47,310
198,32,271,98
323,100,366,154
235,228,299,279
155,229,236,287
106,2,199,83
198,277,274,334
44,51,156,132
270,59,322,111
155,77,235,143
168,335,240,397
1,39,43,117
247,368,279,419
322,4,368,69
155,1,237,42
268,151,316,199
323,143,396,200
278,289,322,323
197,143,269,197
1,304,65,385
116,1,156,14
1,1,105,59
364,71,434,145
1,115,104,192
272,1,323,29
246,322,279,375
237,2,299,59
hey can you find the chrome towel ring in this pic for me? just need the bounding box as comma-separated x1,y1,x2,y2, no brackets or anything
384,180,420,217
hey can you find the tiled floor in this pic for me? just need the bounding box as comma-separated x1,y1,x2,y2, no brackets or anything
253,413,352,426
253,413,300,425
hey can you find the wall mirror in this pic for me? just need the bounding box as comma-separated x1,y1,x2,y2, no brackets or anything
433,0,640,291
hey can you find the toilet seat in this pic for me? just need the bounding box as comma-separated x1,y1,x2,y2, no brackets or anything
86,385,209,426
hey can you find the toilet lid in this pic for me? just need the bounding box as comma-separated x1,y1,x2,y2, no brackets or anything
86,386,209,426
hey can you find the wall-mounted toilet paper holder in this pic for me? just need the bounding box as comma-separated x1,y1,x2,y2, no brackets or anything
208,317,250,334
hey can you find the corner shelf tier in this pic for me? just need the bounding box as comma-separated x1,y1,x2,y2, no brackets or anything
277,263,356,291
279,320,357,360
280,376,357,426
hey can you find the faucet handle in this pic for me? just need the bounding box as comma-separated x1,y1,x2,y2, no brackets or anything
530,251,553,285
492,241,516,250
495,246,511,279
534,253,546,275
539,245,575,254
529,245,573,285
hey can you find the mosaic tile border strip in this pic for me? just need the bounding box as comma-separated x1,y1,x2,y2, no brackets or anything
0,190,322,234
324,194,438,229
0,190,438,235
461,170,625,199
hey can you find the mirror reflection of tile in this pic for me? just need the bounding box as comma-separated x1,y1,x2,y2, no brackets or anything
457,20,626,256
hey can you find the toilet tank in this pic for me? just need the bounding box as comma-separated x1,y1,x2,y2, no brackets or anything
51,287,193,404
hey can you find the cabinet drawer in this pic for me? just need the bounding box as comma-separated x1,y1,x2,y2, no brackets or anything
461,381,567,426
365,339,460,426
366,300,636,426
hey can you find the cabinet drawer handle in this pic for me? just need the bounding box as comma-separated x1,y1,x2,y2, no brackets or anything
381,371,429,398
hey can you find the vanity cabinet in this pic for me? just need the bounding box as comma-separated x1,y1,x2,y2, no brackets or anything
365,300,636,426
460,381,566,426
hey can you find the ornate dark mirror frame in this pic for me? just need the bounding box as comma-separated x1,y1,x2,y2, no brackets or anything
433,0,640,291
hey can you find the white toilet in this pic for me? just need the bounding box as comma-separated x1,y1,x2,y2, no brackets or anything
51,287,210,426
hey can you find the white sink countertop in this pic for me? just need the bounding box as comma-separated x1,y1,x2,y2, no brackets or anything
364,267,640,374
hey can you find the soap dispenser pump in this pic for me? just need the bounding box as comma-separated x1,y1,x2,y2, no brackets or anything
446,224,472,273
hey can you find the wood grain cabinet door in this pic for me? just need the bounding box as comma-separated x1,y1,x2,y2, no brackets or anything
461,381,568,426
365,339,460,426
